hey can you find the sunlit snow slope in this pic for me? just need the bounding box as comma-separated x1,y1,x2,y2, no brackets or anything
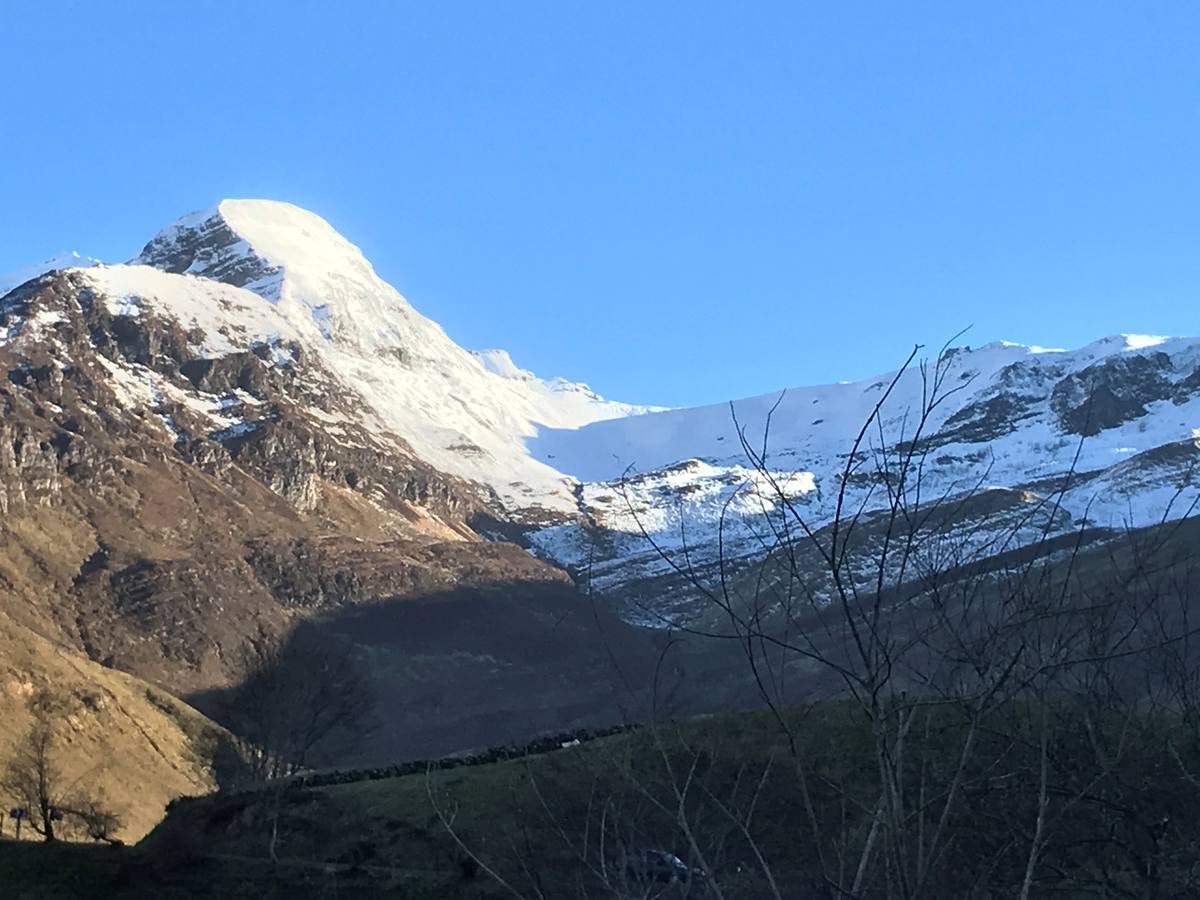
125,200,658,511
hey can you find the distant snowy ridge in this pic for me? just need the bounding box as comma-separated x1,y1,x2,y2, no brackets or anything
473,348,667,423
527,332,1200,621
529,335,1192,484
0,251,99,297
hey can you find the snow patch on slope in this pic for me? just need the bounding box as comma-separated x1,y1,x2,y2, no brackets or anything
84,265,307,356
475,349,534,381
1123,333,1170,350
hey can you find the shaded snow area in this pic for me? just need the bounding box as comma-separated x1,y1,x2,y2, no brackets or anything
5,200,1200,626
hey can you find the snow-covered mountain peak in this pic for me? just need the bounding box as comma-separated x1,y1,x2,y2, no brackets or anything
979,339,1065,355
110,199,657,511
1059,333,1178,358
136,199,428,354
930,335,1186,381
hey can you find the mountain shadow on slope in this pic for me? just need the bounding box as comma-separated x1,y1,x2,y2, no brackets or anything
189,578,661,768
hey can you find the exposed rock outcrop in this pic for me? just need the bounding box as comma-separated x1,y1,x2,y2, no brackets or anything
1050,352,1176,436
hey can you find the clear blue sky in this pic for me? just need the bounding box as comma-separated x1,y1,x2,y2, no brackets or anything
3,2,1198,407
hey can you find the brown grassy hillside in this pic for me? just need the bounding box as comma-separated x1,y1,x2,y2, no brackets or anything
0,608,220,842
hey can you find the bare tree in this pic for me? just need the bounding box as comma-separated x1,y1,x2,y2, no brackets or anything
0,690,121,843
77,797,124,845
216,621,374,862
218,621,375,784
1,695,66,842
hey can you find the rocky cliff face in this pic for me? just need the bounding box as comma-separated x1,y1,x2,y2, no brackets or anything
0,268,490,529
137,208,284,297
0,260,652,769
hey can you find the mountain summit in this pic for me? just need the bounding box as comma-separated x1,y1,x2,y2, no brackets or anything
136,200,425,350
18,200,649,512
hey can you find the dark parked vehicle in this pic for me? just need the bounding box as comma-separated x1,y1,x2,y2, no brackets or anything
626,849,704,885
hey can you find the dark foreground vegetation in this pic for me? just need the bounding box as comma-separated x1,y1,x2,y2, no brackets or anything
6,702,1200,898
